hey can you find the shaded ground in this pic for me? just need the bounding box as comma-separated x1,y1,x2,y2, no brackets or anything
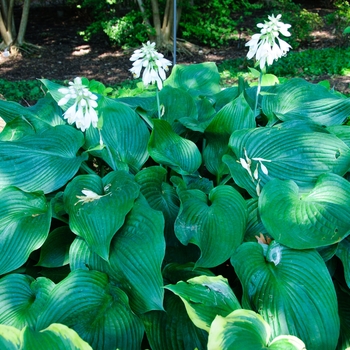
0,5,350,91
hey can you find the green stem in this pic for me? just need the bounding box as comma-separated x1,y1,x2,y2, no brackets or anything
99,130,117,171
156,88,161,119
254,72,263,117
80,162,96,174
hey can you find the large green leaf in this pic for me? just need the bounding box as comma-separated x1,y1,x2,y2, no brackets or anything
141,291,208,350
259,174,350,249
0,325,21,350
335,282,350,350
85,96,150,172
203,93,255,177
0,274,55,329
148,119,202,175
36,269,144,350
69,195,165,314
165,62,221,97
174,183,247,267
224,121,350,197
0,125,87,193
262,78,350,126
165,275,241,332
22,323,92,350
64,171,140,260
231,241,340,350
336,237,350,288
208,309,306,350
0,187,51,274
159,85,198,134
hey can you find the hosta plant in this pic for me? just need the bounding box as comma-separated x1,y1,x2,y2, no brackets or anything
1,62,350,349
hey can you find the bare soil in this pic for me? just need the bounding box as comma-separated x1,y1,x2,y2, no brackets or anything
0,5,350,92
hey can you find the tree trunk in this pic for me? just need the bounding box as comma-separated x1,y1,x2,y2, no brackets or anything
150,0,162,45
16,0,30,45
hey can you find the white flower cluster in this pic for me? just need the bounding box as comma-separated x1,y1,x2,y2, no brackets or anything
58,77,98,132
239,148,271,196
246,14,292,70
129,41,172,90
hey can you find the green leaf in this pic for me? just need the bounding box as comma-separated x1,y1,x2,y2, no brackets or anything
224,122,350,197
231,241,340,350
174,184,247,267
165,62,221,97
36,269,144,350
262,78,350,126
159,86,198,134
165,275,241,332
22,323,92,350
141,291,208,350
0,324,21,350
84,97,150,172
0,117,36,141
335,282,350,350
208,309,270,350
0,187,51,274
148,119,202,175
37,226,76,267
259,174,350,249
245,198,269,242
208,309,305,350
69,195,165,314
204,93,255,177
0,274,55,329
64,171,140,261
0,125,87,193
336,237,350,288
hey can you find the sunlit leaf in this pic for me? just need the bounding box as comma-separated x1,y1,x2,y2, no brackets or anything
0,324,21,350
231,241,340,350
0,125,87,193
259,174,350,249
0,274,55,329
262,78,350,126
165,275,241,332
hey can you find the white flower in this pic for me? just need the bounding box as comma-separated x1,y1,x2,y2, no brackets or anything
246,14,292,70
58,77,98,132
75,188,111,206
129,41,172,90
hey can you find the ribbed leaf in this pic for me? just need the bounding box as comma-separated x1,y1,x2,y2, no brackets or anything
208,309,270,350
37,226,76,267
141,292,208,350
174,184,247,267
245,198,269,242
165,62,221,97
224,121,350,197
0,274,55,329
22,324,92,350
335,282,350,350
0,187,51,274
204,93,255,177
231,241,340,350
159,86,198,134
69,195,165,314
336,237,350,288
148,119,202,175
208,309,306,350
0,325,21,350
85,97,150,172
64,171,140,260
165,275,241,332
0,117,35,141
262,78,350,126
36,269,144,350
0,125,87,193
259,174,350,249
